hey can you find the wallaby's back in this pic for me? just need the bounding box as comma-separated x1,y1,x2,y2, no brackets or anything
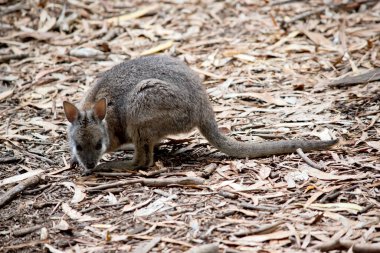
82,56,206,112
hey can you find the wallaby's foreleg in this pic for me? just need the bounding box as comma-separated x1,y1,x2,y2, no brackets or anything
70,156,79,169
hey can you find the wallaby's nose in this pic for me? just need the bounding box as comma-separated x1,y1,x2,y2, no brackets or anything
87,162,96,169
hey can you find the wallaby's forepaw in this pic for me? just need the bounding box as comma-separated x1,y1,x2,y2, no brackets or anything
81,169,92,176
134,165,149,171
92,163,114,172
70,158,79,169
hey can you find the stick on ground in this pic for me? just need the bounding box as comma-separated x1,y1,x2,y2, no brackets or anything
233,221,285,237
13,225,43,237
86,177,205,191
0,175,41,208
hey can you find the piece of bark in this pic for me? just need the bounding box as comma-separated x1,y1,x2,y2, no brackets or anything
0,175,41,208
233,221,285,237
314,238,380,253
202,163,217,178
329,68,380,87
0,156,22,164
13,225,43,237
0,53,29,63
185,243,219,253
218,191,238,199
320,185,358,203
0,2,25,16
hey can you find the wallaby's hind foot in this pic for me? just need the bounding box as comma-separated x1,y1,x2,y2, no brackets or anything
131,141,155,168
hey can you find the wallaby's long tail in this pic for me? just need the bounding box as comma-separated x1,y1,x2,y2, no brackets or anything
198,115,338,158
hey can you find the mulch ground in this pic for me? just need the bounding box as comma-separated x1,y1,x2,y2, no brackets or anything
1,0,379,252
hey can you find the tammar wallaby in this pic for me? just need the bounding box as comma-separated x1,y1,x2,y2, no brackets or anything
63,55,337,175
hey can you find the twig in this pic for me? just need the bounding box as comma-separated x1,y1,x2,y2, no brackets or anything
218,191,238,199
314,239,380,252
320,185,358,203
129,234,193,248
23,184,50,194
233,221,285,237
0,23,12,30
240,202,280,212
86,179,141,191
13,225,43,237
270,0,304,6
5,140,54,164
81,202,126,213
2,240,48,250
32,201,58,209
0,53,29,63
142,167,169,177
329,68,380,87
0,156,21,164
86,177,205,191
285,1,378,26
94,172,134,176
286,6,325,24
358,203,374,214
185,243,219,253
296,148,322,169
363,113,380,131
216,209,237,218
0,175,41,208
0,2,25,16
224,248,244,253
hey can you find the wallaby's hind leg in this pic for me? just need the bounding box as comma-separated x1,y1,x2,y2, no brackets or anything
130,126,156,167
132,127,154,168
131,140,155,168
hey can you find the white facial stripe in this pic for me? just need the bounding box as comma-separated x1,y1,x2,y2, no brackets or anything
72,145,77,157
72,146,86,169
101,143,107,153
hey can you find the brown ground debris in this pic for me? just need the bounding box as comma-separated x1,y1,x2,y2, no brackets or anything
1,0,379,252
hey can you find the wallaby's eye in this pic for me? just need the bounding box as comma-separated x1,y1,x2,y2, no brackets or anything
95,141,102,150
76,144,83,151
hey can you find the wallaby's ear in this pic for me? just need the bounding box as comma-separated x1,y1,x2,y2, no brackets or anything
63,101,79,123
93,98,107,121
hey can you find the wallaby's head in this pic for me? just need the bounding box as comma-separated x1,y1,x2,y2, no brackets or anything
63,98,109,172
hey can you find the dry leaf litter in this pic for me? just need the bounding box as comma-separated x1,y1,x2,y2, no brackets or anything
0,0,380,252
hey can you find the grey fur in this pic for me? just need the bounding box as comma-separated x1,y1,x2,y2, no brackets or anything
63,55,337,174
